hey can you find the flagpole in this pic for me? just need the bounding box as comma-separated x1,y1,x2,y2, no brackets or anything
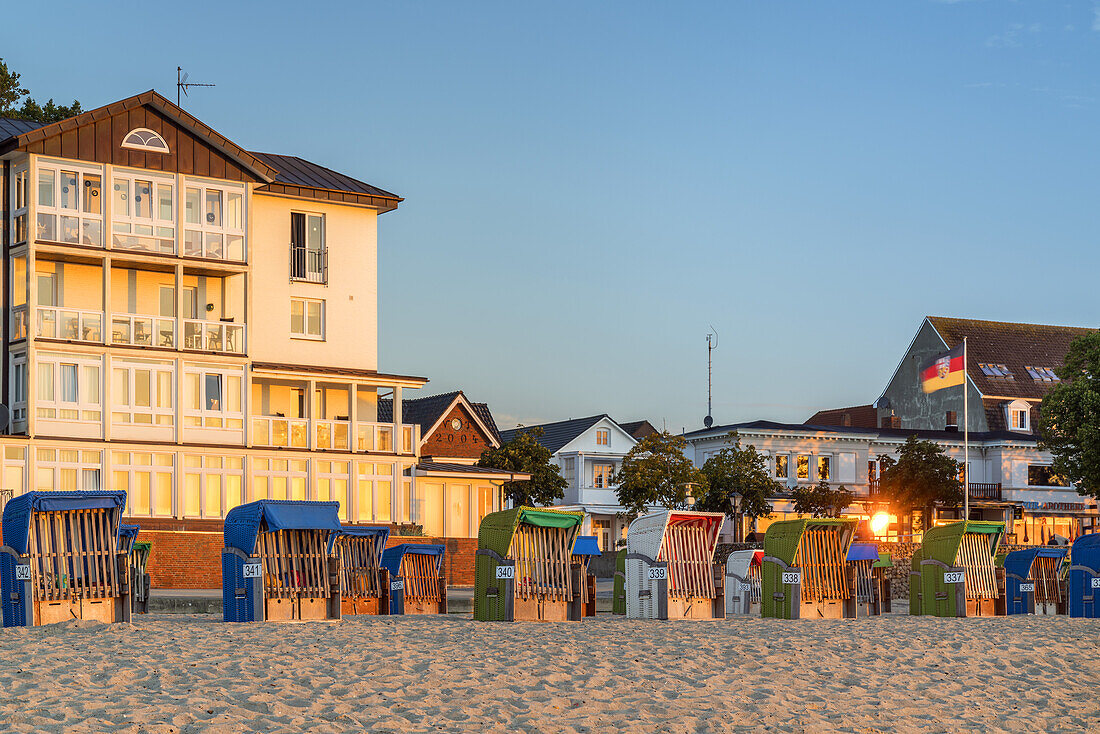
963,336,969,521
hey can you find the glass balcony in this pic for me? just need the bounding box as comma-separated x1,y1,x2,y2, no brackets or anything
183,319,245,354
252,416,309,449
37,306,103,342
315,419,350,451
111,313,174,348
11,306,27,340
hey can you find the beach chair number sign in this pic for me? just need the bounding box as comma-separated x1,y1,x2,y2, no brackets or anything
739,583,751,591
1092,577,1100,589
782,571,801,585
242,563,263,579
391,579,404,591
648,567,667,581
943,571,966,585
495,565,515,580
1018,583,1035,592
14,564,31,581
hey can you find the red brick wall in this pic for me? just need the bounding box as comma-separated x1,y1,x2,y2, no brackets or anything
421,404,493,460
385,536,477,586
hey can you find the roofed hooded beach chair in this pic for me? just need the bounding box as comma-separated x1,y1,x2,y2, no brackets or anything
119,524,152,614
571,535,601,617
1,491,131,626
380,543,447,615
474,506,585,621
626,510,725,620
1068,532,1100,618
1004,547,1067,615
914,521,1006,617
612,547,627,615
331,526,391,615
762,518,858,619
725,549,763,616
847,542,890,616
222,500,343,622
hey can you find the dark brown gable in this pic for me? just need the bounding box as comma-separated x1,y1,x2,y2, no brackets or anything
422,404,494,460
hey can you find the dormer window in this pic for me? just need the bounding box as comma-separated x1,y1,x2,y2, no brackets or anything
1024,366,1060,383
1006,400,1031,432
121,128,169,153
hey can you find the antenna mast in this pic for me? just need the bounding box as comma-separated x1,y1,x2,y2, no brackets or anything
705,327,718,428
177,67,216,107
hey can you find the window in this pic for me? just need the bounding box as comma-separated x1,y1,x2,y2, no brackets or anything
290,298,324,339
121,128,169,153
315,461,351,521
253,458,308,502
113,452,173,517
12,165,28,244
1028,465,1068,487
112,361,174,426
868,460,878,482
182,179,245,260
978,363,1013,379
182,455,244,518
774,455,789,479
477,485,495,526
3,446,26,497
1025,366,1060,383
356,461,393,523
184,367,244,429
290,212,326,282
817,456,831,482
593,463,614,488
36,354,101,422
11,356,26,422
596,429,609,446
562,457,575,484
36,448,100,491
796,455,810,480
111,172,174,253
36,162,103,246
1006,401,1030,432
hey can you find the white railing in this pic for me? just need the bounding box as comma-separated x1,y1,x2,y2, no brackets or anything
183,319,245,354
37,306,104,342
252,416,309,449
357,422,394,453
315,419,350,451
110,313,174,348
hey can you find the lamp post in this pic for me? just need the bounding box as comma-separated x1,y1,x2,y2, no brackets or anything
730,491,743,543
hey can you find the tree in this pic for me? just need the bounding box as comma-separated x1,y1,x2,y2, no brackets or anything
0,58,82,122
877,435,963,530
792,480,854,518
1039,330,1100,499
614,431,704,523
694,432,776,535
478,427,567,507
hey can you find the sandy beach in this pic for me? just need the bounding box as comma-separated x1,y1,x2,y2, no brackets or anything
0,614,1097,733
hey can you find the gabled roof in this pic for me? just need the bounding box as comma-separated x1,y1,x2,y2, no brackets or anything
0,117,46,139
618,420,659,440
499,415,614,454
927,317,1095,400
806,404,878,429
379,391,501,446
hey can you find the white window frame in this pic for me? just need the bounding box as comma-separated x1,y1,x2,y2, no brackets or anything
290,210,326,282
315,460,351,521
12,163,28,244
355,461,393,523
111,168,176,254
182,454,244,519
1007,400,1030,432
35,159,105,247
252,457,309,502
816,455,831,482
290,297,325,340
10,354,27,422
112,359,174,426
796,454,811,481
182,177,246,261
121,128,170,153
183,365,244,430
36,447,101,491
36,352,102,423
112,451,174,518
593,462,614,489
595,428,609,446
774,454,789,480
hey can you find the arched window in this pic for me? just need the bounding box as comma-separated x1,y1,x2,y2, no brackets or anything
1005,400,1031,432
121,128,169,153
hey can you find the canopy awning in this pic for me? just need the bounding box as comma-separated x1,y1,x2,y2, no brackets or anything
224,500,342,555
572,535,602,557
520,508,584,529
847,543,880,562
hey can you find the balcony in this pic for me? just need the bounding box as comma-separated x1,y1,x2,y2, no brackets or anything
253,416,310,449
290,244,327,284
111,313,175,348
183,319,245,354
11,306,27,340
250,418,416,455
316,418,350,451
37,306,103,343
868,480,1002,502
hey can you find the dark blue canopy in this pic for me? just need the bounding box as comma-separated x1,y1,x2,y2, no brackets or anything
847,543,880,562
2,491,127,556
1005,546,1067,578
223,500,342,555
329,525,390,554
119,524,140,540
572,535,602,558
381,543,445,576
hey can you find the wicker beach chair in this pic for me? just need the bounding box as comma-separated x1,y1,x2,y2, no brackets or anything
222,500,343,622
571,535,601,618
762,518,858,619
915,521,1006,617
1068,533,1100,618
612,548,627,615
626,510,726,620
847,543,889,616
380,543,446,615
1004,547,1068,616
332,526,390,616
474,506,585,622
118,524,152,614
1,491,131,626
725,549,763,616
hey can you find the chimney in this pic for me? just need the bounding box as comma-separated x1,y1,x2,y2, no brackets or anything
841,413,851,427
881,415,899,429
945,411,958,432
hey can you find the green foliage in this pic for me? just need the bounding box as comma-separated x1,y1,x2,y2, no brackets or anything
614,431,704,523
694,432,776,520
877,435,962,528
1039,330,1100,499
478,427,567,507
0,58,82,122
792,480,854,518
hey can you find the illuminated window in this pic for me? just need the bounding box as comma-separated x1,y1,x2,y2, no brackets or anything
37,448,100,491
290,298,324,339
113,451,173,517
1006,400,1031,432
774,455,789,479
796,455,810,480
817,456,831,482
182,454,244,518
596,428,609,446
593,463,614,488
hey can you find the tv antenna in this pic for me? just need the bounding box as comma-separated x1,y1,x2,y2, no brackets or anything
177,67,215,107
705,326,718,428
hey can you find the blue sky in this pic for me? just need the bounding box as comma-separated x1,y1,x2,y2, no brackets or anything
4,1,1099,432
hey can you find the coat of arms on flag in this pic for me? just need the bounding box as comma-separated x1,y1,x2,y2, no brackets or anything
920,343,964,394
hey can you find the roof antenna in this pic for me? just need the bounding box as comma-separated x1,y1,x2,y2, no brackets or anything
704,326,718,429
177,67,216,107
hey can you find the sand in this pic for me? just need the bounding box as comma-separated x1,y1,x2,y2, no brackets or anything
0,614,1097,733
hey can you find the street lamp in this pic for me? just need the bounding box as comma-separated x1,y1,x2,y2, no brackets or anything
730,491,743,543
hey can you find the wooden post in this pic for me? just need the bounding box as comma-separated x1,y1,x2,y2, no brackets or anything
712,563,725,619
380,567,390,615
438,572,448,614
569,563,582,621
994,566,1007,617
843,565,857,619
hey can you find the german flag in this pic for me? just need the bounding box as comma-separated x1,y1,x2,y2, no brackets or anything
920,344,964,394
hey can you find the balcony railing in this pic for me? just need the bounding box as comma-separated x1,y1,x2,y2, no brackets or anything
357,422,394,453
251,418,413,454
37,306,103,342
315,419,350,451
868,480,1002,502
111,313,175,348
290,244,327,284
183,319,245,354
252,416,309,449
